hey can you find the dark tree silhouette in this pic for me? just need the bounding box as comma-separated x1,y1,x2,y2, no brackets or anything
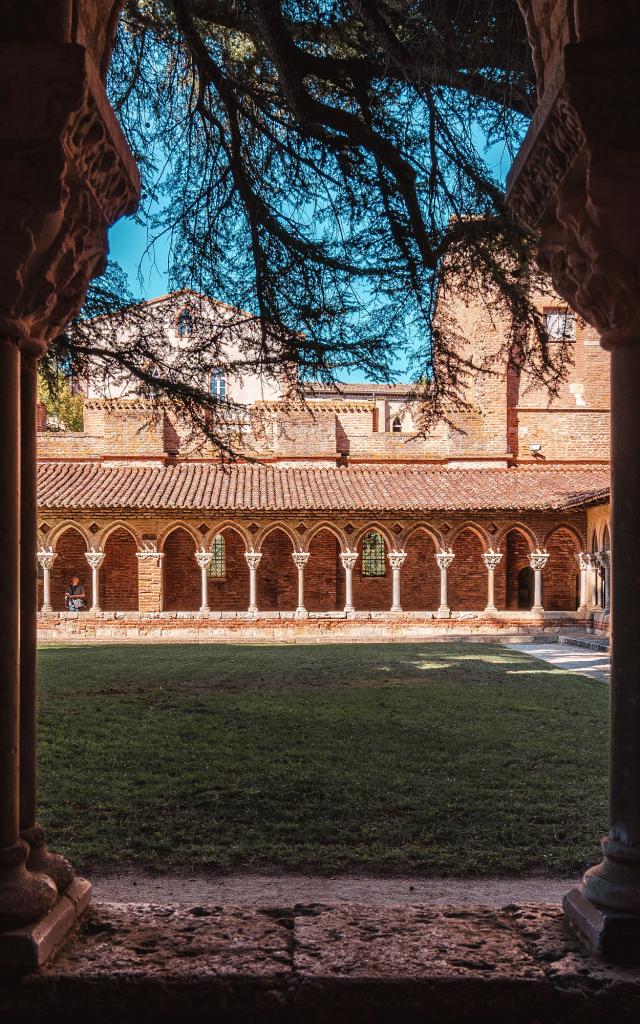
49,0,571,448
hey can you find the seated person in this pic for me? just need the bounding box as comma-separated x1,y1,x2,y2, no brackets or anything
65,575,87,612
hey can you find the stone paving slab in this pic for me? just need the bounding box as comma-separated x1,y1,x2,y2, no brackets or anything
2,902,640,1022
507,642,610,682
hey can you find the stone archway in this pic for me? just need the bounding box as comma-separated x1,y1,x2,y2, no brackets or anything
257,528,296,611
163,527,199,611
100,528,138,611
51,528,89,611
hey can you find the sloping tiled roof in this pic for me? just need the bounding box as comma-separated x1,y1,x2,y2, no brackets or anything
37,461,609,514
305,382,413,397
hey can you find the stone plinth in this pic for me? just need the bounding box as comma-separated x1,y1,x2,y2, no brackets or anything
2,901,640,1020
0,879,90,969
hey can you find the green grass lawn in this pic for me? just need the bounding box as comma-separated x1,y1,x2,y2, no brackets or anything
37,642,607,875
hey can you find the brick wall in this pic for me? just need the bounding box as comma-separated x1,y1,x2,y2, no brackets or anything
545,528,580,611
504,530,532,609
100,528,138,611
257,529,297,611
305,529,343,611
138,559,163,613
51,528,90,610
448,529,487,611
352,532,393,611
402,532,439,611
163,527,199,611
207,529,249,611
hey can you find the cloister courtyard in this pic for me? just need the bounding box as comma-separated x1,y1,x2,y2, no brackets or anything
37,640,607,878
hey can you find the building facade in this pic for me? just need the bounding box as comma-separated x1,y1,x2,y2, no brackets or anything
36,290,611,640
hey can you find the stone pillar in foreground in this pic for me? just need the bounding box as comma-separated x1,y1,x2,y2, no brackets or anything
388,551,406,612
577,553,591,613
85,549,106,613
195,550,213,613
528,550,549,615
245,551,262,615
37,550,57,613
340,551,358,614
507,13,640,959
482,550,503,614
292,551,310,617
435,550,454,617
20,345,73,894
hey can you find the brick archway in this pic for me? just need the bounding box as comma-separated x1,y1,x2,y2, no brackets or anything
51,528,89,611
257,528,296,611
100,528,138,611
208,528,248,612
352,529,392,611
305,528,343,612
163,527,199,611
545,528,580,612
504,529,533,610
448,528,485,611
402,529,439,611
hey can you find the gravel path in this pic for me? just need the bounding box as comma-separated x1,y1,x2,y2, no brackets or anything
87,871,576,907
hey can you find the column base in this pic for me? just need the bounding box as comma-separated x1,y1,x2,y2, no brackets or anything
484,605,498,615
199,607,210,615
295,607,308,618
436,606,450,618
531,604,544,615
0,878,90,968
247,606,258,618
390,605,402,613
343,605,354,614
41,604,52,614
564,885,640,963
0,843,58,931
22,824,74,894
89,606,101,614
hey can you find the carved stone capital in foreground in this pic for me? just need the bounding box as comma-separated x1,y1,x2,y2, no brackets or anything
529,549,550,572
84,549,105,571
195,549,213,571
435,550,455,571
482,550,503,572
292,551,310,569
507,43,640,347
0,43,139,348
244,550,263,571
36,548,57,571
339,551,358,571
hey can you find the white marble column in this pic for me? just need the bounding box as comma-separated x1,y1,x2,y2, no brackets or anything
195,549,213,613
245,550,262,615
577,552,591,612
340,551,358,614
435,550,454,617
37,549,57,613
292,551,310,617
388,551,407,612
85,549,106,613
598,551,611,616
482,550,503,614
529,550,549,614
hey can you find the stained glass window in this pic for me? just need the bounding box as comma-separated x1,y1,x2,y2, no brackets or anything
362,530,386,576
207,534,225,577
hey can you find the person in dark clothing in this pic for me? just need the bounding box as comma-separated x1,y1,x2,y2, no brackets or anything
65,575,87,612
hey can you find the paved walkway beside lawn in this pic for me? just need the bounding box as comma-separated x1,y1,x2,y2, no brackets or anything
507,641,610,682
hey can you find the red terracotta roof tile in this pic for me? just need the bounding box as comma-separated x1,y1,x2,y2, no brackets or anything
37,462,609,514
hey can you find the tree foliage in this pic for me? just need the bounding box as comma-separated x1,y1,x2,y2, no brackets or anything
50,0,571,446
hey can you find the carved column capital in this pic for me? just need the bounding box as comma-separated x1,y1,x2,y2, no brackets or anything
84,549,105,571
529,549,550,571
339,550,358,571
435,550,455,571
292,551,310,569
36,548,57,571
482,550,503,571
195,549,213,571
244,550,263,571
507,44,640,347
577,551,592,571
387,551,407,570
0,43,139,347
595,550,610,571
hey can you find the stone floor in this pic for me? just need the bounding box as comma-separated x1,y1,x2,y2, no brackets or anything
507,642,610,682
2,901,640,1022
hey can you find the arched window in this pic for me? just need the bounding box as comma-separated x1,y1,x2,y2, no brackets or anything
177,309,193,337
362,530,386,576
207,534,225,578
210,369,227,401
392,416,402,433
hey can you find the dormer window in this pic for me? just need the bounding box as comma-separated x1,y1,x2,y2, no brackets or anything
544,309,575,341
177,308,193,338
210,369,227,401
392,416,402,433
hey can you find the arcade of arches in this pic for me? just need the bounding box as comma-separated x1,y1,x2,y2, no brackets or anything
39,512,610,621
